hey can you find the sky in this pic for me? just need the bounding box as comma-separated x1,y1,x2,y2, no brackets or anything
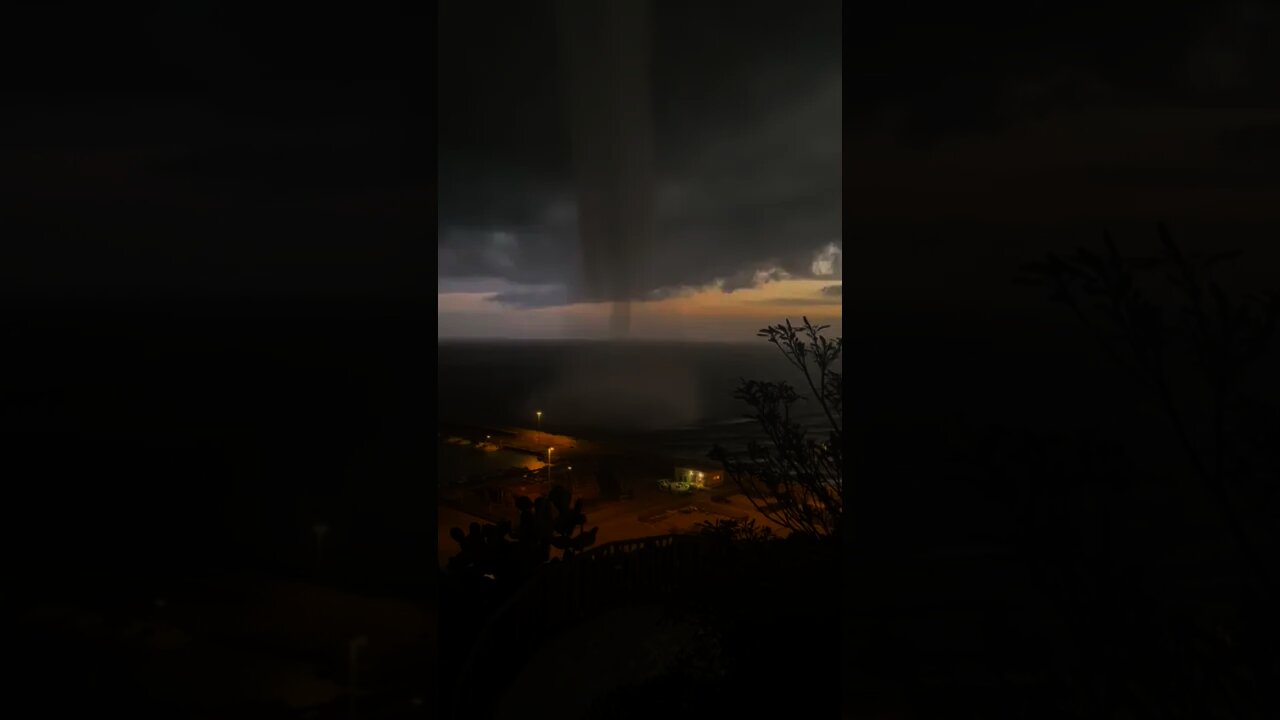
834,1,1280,437
2,3,430,305
848,2,1280,338
437,0,843,340
7,3,1276,336
437,1,1278,342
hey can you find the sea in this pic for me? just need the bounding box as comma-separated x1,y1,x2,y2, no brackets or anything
436,339,840,483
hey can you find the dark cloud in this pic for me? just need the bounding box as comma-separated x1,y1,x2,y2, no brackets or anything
488,285,572,309
757,296,842,307
718,267,796,294
851,3,1280,146
437,0,841,302
3,4,427,301
2,104,426,299
159,137,408,193
839,1,1280,336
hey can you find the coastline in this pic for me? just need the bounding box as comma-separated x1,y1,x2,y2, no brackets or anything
436,423,787,567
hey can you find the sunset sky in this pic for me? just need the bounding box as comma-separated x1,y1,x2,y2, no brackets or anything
437,0,842,340
438,269,842,341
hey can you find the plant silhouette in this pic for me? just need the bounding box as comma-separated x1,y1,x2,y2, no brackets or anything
694,517,774,544
709,317,843,540
1019,224,1278,596
1013,224,1280,716
446,484,598,592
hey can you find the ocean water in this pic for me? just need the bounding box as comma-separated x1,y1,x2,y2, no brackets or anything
436,340,839,463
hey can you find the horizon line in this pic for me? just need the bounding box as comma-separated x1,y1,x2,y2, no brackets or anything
437,336,763,345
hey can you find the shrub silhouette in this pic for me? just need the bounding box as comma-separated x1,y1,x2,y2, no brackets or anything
694,517,774,544
445,484,598,592
1015,224,1280,716
1019,224,1278,595
709,317,843,540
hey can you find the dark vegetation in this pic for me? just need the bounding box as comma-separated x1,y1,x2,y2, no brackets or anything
581,323,844,716
441,319,843,718
582,528,839,719
446,484,599,593
5,301,431,717
441,227,1277,717
439,484,600,710
711,317,843,539
1020,225,1278,599
853,227,1280,718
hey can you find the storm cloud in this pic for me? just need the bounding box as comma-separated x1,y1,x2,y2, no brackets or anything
4,4,428,301
437,0,842,306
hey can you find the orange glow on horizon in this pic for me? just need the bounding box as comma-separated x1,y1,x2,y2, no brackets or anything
439,277,840,339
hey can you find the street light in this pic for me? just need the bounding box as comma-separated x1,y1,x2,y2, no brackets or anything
547,447,554,483
536,410,542,431
567,465,573,489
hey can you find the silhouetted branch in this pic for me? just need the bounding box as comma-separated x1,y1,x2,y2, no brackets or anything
1021,224,1279,598
711,319,842,540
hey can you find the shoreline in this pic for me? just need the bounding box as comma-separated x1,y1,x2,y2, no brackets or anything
436,423,789,566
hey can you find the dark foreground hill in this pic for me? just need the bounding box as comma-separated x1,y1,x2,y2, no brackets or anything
3,298,433,716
